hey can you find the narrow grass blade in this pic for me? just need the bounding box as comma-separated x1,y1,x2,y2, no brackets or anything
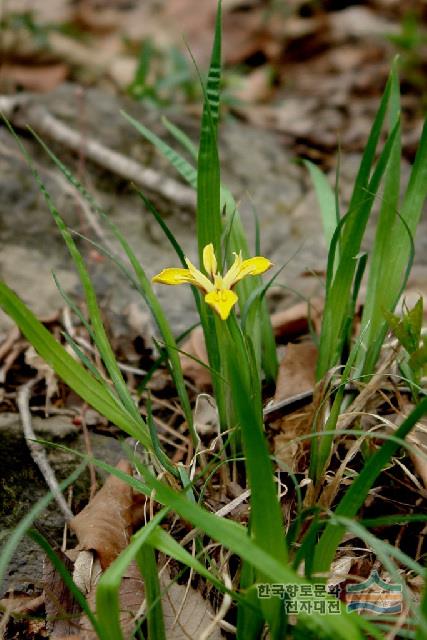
146,526,244,605
121,111,197,187
162,115,198,159
0,462,85,588
361,514,427,527
29,130,194,441
4,120,145,431
0,283,148,442
123,91,277,381
354,63,402,377
316,68,395,378
104,225,196,443
131,455,370,639
45,445,376,638
311,326,368,483
416,580,427,640
195,0,222,263
317,119,400,378
29,528,103,637
236,563,265,640
96,508,168,640
304,160,337,251
359,115,427,376
136,544,166,640
146,394,180,478
332,516,425,578
62,331,107,383
342,68,393,246
136,190,187,267
224,208,278,381
312,396,427,575
225,316,286,561
224,316,286,637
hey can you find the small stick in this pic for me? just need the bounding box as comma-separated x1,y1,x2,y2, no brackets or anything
263,383,426,424
0,94,196,209
79,407,97,500
17,380,73,522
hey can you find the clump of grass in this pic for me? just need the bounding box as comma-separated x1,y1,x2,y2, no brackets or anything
1,2,427,638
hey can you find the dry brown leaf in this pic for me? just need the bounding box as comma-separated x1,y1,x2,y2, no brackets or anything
159,572,222,640
72,551,102,595
271,297,323,341
44,460,222,639
274,341,318,403
194,393,219,437
44,550,82,639
25,344,58,403
2,0,71,25
76,563,221,640
75,0,125,33
0,594,44,616
329,6,398,42
272,341,318,473
403,413,427,491
233,66,274,104
180,299,323,390
70,459,135,569
180,325,211,388
0,63,68,92
78,560,144,640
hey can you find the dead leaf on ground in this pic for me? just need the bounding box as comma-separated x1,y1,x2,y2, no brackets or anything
194,393,219,437
2,0,72,25
70,459,136,569
0,63,68,92
180,325,211,388
0,593,44,616
179,299,323,390
271,297,323,340
159,570,222,640
77,560,144,640
396,405,427,491
233,66,274,104
272,341,318,473
274,341,318,403
25,345,59,403
76,561,222,640
44,550,82,639
37,444,224,638
75,0,126,33
329,6,398,42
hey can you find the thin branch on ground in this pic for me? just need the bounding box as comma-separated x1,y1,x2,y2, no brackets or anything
0,93,196,209
17,380,74,522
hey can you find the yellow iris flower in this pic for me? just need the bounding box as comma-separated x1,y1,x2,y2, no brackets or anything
152,243,272,320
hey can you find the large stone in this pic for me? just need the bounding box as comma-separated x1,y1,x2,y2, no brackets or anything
0,411,126,594
0,83,321,337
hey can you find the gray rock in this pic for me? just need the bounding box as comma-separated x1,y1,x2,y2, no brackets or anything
0,410,128,595
0,83,319,337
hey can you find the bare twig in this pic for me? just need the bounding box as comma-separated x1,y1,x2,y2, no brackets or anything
0,93,196,209
79,409,97,501
17,380,74,522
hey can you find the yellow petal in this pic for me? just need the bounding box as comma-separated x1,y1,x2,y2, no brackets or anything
152,268,196,286
221,252,243,289
184,257,214,292
205,288,238,320
230,256,272,286
202,243,217,278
